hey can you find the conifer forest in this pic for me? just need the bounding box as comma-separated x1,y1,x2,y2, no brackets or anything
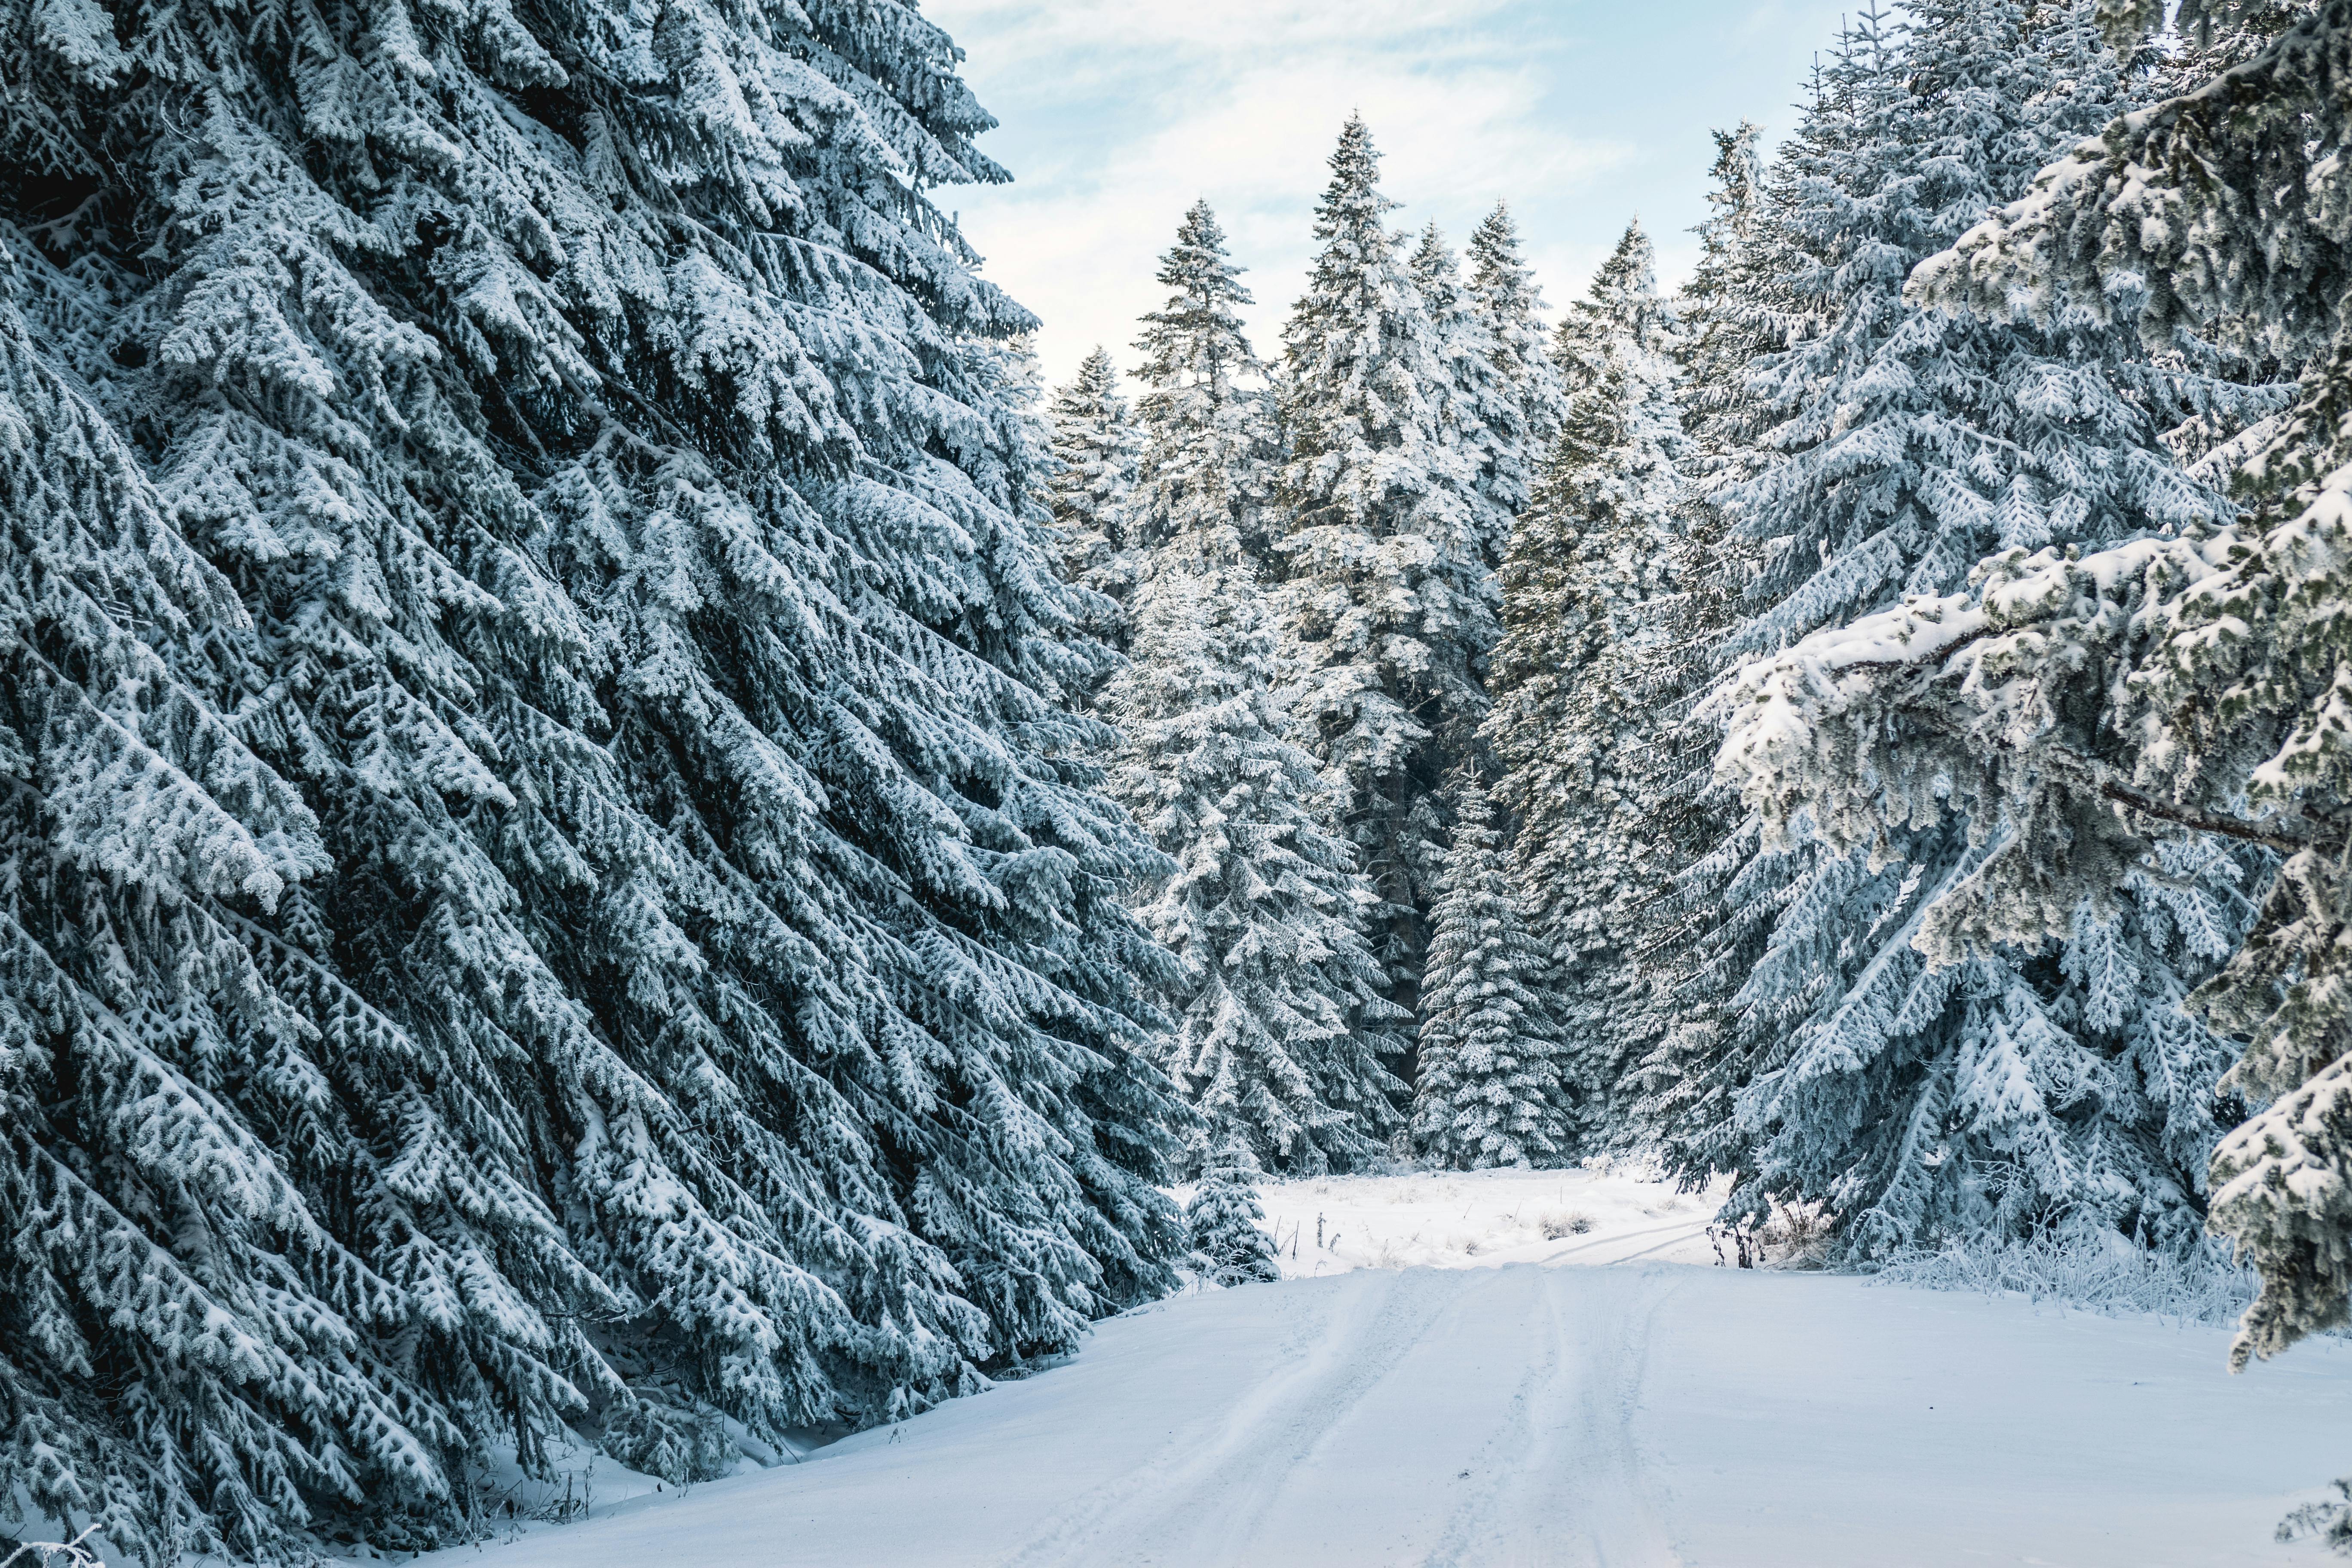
8,0,2352,1560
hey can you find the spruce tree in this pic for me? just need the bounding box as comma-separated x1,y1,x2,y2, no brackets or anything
1112,202,1407,1175
1674,121,1778,487
1464,202,1566,546
1274,115,1494,1011
1185,1138,1282,1286
1048,346,1143,652
1625,128,1784,1177
1411,222,1515,573
1737,0,2352,1369
1104,557,1406,1176
1413,778,1570,1168
1129,201,1277,570
1685,0,2266,1255
0,0,1187,1553
1482,221,1696,1148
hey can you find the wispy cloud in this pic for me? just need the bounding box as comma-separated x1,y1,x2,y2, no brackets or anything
929,0,1851,388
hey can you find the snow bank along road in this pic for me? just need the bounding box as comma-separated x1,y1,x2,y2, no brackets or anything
439,1256,2352,1567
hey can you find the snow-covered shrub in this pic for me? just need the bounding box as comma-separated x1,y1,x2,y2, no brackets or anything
1187,1142,1282,1286
1759,1200,1835,1270
0,1530,102,1568
2278,1484,2352,1553
1539,1211,1598,1240
1871,1233,2258,1327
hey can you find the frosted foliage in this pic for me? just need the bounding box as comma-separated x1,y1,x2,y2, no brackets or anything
1048,347,1142,651
1106,556,1405,1175
1275,115,1495,1001
1410,223,1519,572
0,0,1188,1553
1482,221,1697,1148
1869,0,2352,1370
1185,1141,1281,1286
1674,120,1778,487
1106,202,1407,1174
1413,781,1571,1169
1464,203,1565,542
1723,1,2248,656
1129,201,1276,572
1675,0,2271,1259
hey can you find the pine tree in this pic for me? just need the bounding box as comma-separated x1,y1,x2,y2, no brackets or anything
1411,222,1515,572
1413,778,1570,1168
1481,221,1696,1148
1129,201,1277,570
1744,0,2352,1370
1048,346,1143,652
1105,559,1406,1176
1185,1138,1283,1285
0,0,1188,1552
1685,0,2268,1256
1274,115,1494,1010
1464,202,1566,545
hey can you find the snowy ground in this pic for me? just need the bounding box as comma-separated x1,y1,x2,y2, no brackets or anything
1248,1161,1727,1277
419,1168,2352,1568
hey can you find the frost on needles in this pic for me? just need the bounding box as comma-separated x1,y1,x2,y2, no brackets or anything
1721,0,2352,1370
1105,202,1406,1177
1664,0,2274,1256
0,0,1187,1554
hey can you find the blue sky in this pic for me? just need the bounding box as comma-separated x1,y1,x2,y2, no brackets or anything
925,0,1862,388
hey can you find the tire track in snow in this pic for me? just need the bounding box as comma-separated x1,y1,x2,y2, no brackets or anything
997,1268,1464,1567
1538,1218,1711,1266
999,1263,1689,1568
1421,1267,1683,1568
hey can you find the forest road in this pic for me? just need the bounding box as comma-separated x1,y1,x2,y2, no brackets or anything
1001,1265,1683,1568
433,1258,2352,1568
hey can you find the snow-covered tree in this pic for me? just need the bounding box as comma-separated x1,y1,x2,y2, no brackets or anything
1411,223,1515,572
1481,221,1695,1146
1677,0,2269,1255
1464,202,1566,544
1413,778,1570,1168
1048,346,1143,650
0,0,1187,1553
1274,115,1494,1007
1186,1138,1283,1285
1674,121,1778,486
1736,0,2352,1369
1129,201,1277,570
1618,127,1790,1175
1105,559,1406,1176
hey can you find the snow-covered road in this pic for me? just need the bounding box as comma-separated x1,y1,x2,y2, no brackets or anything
447,1257,2352,1567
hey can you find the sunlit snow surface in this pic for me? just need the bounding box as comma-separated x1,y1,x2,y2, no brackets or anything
423,1166,2352,1567
1246,1162,1725,1275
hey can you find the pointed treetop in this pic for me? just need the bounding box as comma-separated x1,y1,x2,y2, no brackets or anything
1313,113,1400,239
1698,123,1766,237
1409,222,1461,306
1069,344,1121,398
1556,219,1665,377
1468,201,1544,318
1137,199,1260,390
1156,199,1255,306
1596,219,1657,301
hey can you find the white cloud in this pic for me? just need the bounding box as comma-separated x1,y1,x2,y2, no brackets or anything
929,0,1851,389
